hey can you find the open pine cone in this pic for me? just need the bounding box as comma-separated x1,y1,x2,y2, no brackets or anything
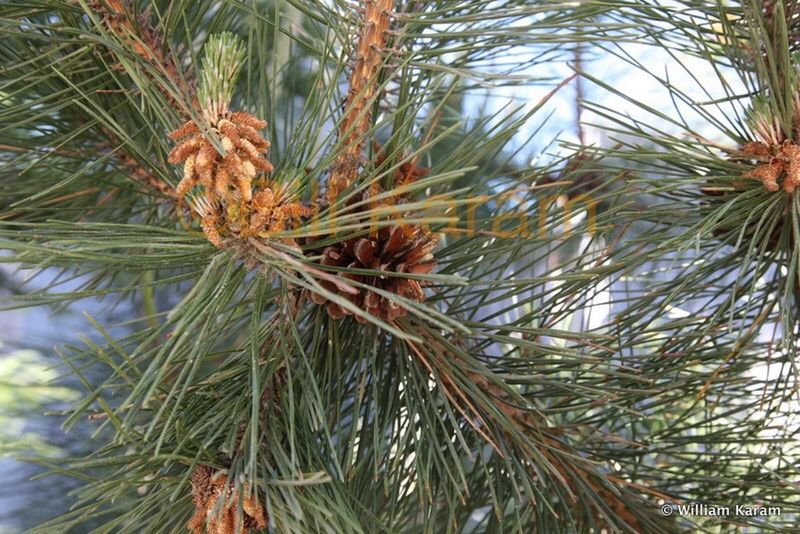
310,143,436,322
187,465,267,534
309,224,437,322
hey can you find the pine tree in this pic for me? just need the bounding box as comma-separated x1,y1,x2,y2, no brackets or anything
1,1,798,533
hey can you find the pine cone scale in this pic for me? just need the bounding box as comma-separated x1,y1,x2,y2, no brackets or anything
309,222,437,322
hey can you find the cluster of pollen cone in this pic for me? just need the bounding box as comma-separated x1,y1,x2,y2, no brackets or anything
187,465,267,534
168,111,310,247
740,140,800,193
738,96,800,193
700,96,800,252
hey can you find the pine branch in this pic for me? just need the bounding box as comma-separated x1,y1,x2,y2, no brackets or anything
86,0,197,115
97,132,177,199
326,0,395,204
10,2,798,533
406,330,669,532
76,0,205,199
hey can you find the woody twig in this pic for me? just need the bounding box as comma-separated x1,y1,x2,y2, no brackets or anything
326,0,395,205
76,0,195,198
88,0,197,115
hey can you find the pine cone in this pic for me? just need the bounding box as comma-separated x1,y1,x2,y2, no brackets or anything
187,465,267,534
309,224,437,322
372,142,430,197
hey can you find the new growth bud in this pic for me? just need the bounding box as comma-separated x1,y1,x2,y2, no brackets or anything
198,32,247,119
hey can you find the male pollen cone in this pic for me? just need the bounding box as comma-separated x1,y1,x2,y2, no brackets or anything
187,465,267,534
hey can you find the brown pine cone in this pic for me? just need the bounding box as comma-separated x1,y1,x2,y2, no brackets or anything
309,224,437,322
372,142,430,196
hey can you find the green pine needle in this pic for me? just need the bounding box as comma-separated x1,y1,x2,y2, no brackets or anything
198,32,247,116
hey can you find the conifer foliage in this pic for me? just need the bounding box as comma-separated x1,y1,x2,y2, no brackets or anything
1,0,799,533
